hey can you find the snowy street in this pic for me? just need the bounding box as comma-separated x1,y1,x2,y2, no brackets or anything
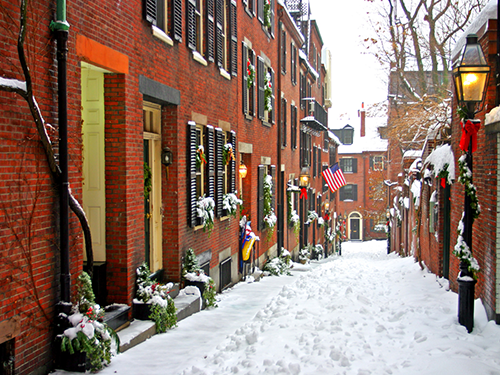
54,241,500,375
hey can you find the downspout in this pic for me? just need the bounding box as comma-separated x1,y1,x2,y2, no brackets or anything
50,1,70,304
497,0,500,106
277,9,284,256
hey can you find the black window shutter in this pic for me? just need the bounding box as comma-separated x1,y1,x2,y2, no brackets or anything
230,0,238,76
339,158,344,171
270,0,275,37
294,178,299,212
144,0,157,25
352,158,358,173
257,166,265,230
187,0,196,50
369,156,373,169
215,128,224,217
257,56,265,120
339,186,344,201
215,0,223,67
353,184,358,201
173,0,183,42
230,131,236,193
188,122,198,227
270,165,276,211
283,98,287,147
257,0,263,24
318,147,322,177
313,146,317,177
270,68,275,124
207,0,215,62
242,42,248,114
207,126,216,200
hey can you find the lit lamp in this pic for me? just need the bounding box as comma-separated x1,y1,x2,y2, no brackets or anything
239,162,248,179
324,201,330,212
298,167,310,251
453,33,490,333
161,147,173,166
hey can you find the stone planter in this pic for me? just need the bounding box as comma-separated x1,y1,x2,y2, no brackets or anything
184,280,206,297
132,301,153,320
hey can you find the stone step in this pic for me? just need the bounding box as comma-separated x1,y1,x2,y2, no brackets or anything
117,292,201,353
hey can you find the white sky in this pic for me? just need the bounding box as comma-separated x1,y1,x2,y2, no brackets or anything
53,241,500,374
309,0,388,128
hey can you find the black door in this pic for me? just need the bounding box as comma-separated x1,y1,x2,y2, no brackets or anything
350,218,360,240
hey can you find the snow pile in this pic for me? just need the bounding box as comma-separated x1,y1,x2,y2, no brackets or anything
425,144,456,184
486,105,500,125
57,242,500,375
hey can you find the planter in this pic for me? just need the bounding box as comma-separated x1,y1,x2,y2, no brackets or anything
132,302,152,320
103,304,130,330
184,280,206,297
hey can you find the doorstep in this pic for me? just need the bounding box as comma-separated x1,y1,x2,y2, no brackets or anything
117,292,201,353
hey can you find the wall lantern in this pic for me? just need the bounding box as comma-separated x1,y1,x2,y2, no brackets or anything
161,147,173,167
324,201,330,211
298,167,310,188
453,34,490,114
239,162,248,179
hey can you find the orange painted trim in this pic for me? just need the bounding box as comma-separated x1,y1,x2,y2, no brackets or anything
76,34,129,75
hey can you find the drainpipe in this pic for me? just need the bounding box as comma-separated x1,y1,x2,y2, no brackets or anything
50,1,70,304
277,10,284,256
497,0,500,106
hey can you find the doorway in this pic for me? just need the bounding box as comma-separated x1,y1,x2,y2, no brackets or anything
349,212,362,240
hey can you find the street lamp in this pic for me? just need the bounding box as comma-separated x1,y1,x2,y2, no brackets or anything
452,33,490,333
386,210,391,255
298,167,310,252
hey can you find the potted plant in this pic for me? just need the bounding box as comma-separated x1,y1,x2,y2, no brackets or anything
196,195,215,233
298,246,311,264
58,272,120,372
133,263,177,333
182,248,218,308
263,248,292,276
222,191,242,218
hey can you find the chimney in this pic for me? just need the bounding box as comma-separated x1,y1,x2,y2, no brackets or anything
359,102,366,137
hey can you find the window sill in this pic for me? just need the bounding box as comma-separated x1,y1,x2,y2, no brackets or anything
192,51,208,66
194,224,205,232
219,68,231,80
152,26,174,46
262,120,271,128
245,114,254,121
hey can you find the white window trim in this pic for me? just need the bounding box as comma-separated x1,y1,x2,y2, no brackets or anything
193,51,208,66
220,67,231,80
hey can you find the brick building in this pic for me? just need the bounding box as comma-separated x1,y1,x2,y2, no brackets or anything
331,104,388,241
0,0,334,373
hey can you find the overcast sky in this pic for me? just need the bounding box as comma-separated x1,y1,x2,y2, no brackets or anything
309,0,388,128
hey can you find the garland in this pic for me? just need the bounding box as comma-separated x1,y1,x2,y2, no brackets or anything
264,72,273,112
263,174,276,240
264,0,271,28
223,143,235,165
144,162,152,200
453,214,480,278
247,58,255,89
196,195,215,233
223,192,242,218
457,154,480,219
196,145,207,169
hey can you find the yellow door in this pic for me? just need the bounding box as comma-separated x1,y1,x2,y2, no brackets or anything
81,67,106,262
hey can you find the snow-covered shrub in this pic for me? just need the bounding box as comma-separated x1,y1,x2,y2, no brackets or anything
299,246,311,263
311,244,324,260
135,263,177,332
60,272,119,371
263,249,292,276
183,249,218,308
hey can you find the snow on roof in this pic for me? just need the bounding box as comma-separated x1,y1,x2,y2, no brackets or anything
403,150,422,159
424,144,455,184
337,115,388,154
451,0,497,62
299,49,319,80
328,130,341,146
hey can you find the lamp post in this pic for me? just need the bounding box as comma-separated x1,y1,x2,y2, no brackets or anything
452,33,490,333
298,167,310,252
384,180,397,254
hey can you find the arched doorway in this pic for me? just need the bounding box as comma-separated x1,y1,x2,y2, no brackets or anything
348,212,363,240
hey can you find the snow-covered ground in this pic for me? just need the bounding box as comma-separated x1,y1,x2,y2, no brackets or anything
54,241,500,375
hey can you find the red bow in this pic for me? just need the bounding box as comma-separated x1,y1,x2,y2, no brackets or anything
324,213,330,221
459,120,481,153
299,187,307,199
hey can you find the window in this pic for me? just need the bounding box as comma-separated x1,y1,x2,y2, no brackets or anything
370,155,385,171
340,158,357,173
215,128,237,216
300,131,312,167
257,57,275,124
188,122,215,227
215,0,237,74
300,72,306,109
281,97,287,147
257,0,274,35
144,0,183,42
342,127,354,145
257,164,276,230
291,43,297,85
317,147,322,177
313,146,317,177
291,104,297,149
242,42,256,116
243,0,255,15
339,184,357,201
187,0,204,58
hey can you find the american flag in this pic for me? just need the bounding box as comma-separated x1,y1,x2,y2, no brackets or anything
322,163,347,193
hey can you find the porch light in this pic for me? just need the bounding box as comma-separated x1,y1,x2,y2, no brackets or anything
161,147,173,167
453,34,490,113
324,201,330,211
239,162,248,179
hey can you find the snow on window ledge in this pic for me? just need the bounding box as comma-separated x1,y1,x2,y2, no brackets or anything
152,26,174,46
192,51,208,66
219,68,231,81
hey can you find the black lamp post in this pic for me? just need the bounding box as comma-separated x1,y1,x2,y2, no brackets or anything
299,167,310,252
452,33,490,333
